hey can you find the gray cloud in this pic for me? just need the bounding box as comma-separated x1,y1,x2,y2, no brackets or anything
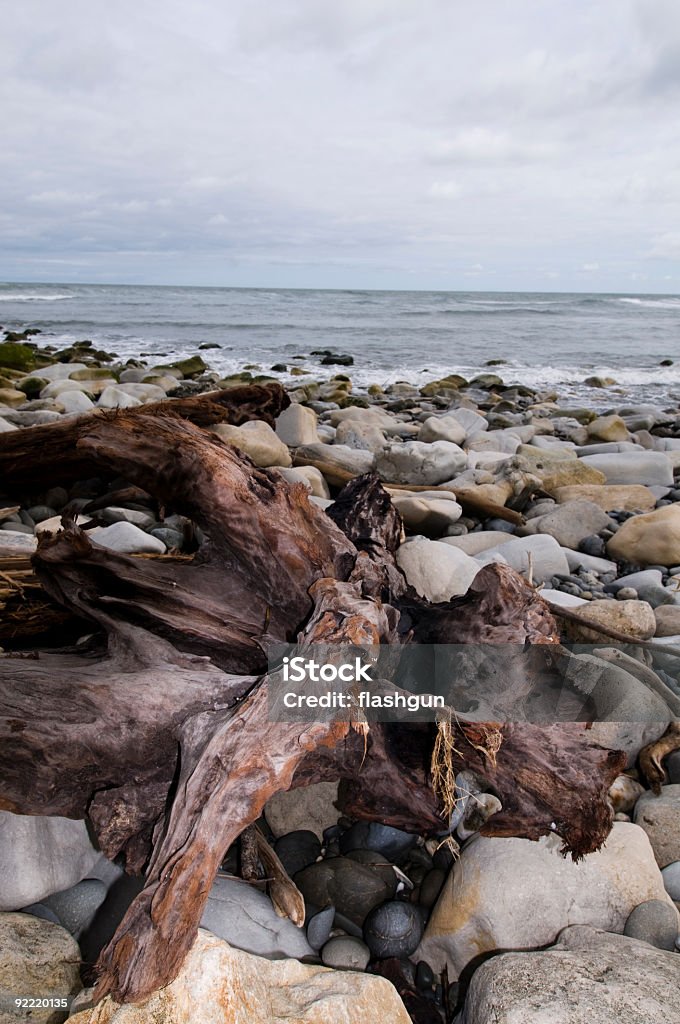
2,0,680,289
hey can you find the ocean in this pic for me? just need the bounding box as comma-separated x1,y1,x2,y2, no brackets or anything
2,282,680,406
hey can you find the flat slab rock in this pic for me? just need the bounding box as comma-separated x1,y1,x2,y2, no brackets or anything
461,925,680,1024
69,929,411,1024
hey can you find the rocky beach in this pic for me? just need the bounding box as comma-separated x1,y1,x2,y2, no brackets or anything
1,323,680,1024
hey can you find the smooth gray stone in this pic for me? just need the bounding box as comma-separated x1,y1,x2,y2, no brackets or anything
42,879,107,939
563,548,617,575
321,935,371,970
610,569,664,592
363,900,423,958
200,876,313,958
661,861,680,901
339,822,416,861
579,451,674,486
306,905,335,950
575,442,643,455
623,899,679,950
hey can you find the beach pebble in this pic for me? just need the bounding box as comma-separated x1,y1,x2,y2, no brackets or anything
634,785,680,867
390,494,462,535
150,527,183,550
97,385,143,409
608,504,680,567
295,857,396,926
586,414,630,442
339,822,416,862
88,521,166,554
321,935,371,970
37,361,89,381
264,781,339,841
623,898,679,950
553,483,657,511
520,500,613,550
661,861,680,900
376,440,467,486
40,879,107,939
418,415,466,445
580,451,674,487
363,900,423,959
396,537,480,602
0,913,82,1022
457,793,503,840
419,869,446,909
274,830,321,877
57,389,96,415
474,534,570,584
200,876,313,958
335,418,387,453
275,403,319,446
34,513,91,536
608,775,645,814
566,599,656,641
211,420,292,468
461,925,680,1024
306,905,335,950
415,823,672,979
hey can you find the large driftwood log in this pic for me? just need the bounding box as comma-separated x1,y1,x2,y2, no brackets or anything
0,382,289,492
0,408,635,1002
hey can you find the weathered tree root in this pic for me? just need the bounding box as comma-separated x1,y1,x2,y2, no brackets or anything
639,720,680,793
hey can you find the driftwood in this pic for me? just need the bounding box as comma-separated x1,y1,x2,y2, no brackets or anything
0,382,289,492
0,402,635,1003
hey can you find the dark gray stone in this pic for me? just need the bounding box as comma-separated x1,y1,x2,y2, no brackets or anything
295,856,396,926
274,829,321,878
363,900,423,959
419,868,446,909
149,527,184,550
339,822,416,862
306,905,335,950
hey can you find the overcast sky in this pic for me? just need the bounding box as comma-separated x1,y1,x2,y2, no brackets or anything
2,0,680,291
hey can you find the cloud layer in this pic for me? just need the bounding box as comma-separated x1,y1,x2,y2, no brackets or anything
3,0,680,289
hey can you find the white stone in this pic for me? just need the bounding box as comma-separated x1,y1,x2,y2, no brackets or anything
275,404,319,446
275,466,330,498
416,823,676,979
334,419,387,453
329,406,397,429
88,522,166,554
376,440,467,485
211,420,292,468
396,536,480,602
35,362,88,381
40,379,99,399
441,531,515,556
56,389,96,415
418,415,466,445
448,407,488,436
0,811,101,911
391,495,463,534
474,534,570,583
97,386,143,409
580,451,674,486
0,530,38,552
0,415,19,432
